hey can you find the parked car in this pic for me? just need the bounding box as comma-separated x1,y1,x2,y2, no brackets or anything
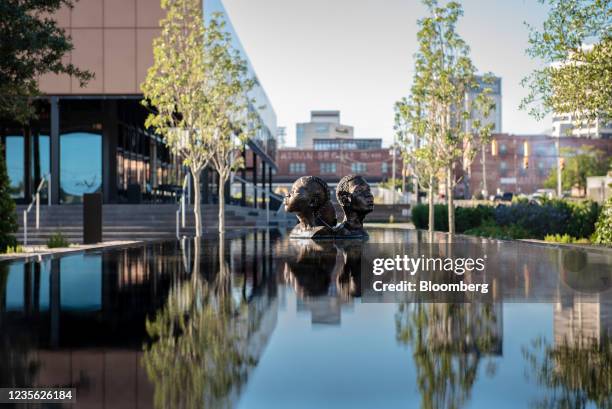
501,192,514,202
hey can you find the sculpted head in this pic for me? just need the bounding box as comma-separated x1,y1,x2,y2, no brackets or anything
285,176,331,222
336,175,374,216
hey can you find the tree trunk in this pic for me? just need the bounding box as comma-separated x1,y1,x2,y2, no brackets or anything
428,176,434,235
218,172,226,234
481,146,488,198
447,166,455,235
192,169,202,237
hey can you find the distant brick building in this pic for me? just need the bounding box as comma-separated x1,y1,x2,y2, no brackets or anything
273,147,400,186
458,133,612,197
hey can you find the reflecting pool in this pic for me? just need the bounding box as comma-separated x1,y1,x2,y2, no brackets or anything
1,229,611,408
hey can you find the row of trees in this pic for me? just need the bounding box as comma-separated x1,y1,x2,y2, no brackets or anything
142,0,258,236
396,0,611,236
394,0,495,236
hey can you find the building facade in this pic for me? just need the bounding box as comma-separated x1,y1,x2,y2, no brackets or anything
0,0,277,206
459,133,612,197
296,111,354,148
274,146,399,186
552,114,612,139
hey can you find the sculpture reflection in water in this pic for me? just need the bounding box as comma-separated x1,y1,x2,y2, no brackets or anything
282,239,364,325
395,302,502,409
284,174,373,239
143,238,255,409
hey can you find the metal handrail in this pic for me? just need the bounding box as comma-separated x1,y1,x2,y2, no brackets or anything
23,174,51,246
176,173,191,239
232,174,288,226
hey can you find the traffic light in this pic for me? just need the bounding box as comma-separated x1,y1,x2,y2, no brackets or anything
523,157,529,169
491,140,498,156
559,157,565,170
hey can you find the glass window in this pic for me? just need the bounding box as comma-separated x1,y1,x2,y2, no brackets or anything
60,132,102,203
381,162,388,173
289,163,306,174
351,162,366,173
499,161,508,177
320,162,336,174
5,135,25,199
315,124,329,134
31,134,50,201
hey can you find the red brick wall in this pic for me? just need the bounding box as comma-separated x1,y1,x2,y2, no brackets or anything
274,148,401,183
460,134,612,197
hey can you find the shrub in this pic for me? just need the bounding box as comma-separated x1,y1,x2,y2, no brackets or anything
455,205,494,233
544,234,590,244
564,200,600,238
47,232,70,248
464,221,532,240
592,197,612,245
3,244,24,254
411,204,448,231
413,204,495,233
0,149,17,252
493,199,599,239
494,202,567,238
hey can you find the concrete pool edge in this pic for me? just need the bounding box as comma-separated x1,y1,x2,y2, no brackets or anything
364,223,612,254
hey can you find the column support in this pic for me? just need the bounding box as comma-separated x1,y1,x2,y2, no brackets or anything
50,97,60,204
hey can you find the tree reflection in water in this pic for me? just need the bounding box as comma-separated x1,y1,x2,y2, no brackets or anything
143,237,254,409
396,303,501,409
523,336,612,409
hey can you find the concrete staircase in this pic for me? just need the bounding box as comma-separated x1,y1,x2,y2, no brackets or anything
15,204,292,245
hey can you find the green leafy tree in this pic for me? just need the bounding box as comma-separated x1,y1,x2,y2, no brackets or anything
470,75,497,199
0,0,92,122
521,0,612,125
592,197,612,244
142,0,255,236
0,146,17,251
205,25,256,234
395,0,489,235
395,92,444,236
543,146,610,195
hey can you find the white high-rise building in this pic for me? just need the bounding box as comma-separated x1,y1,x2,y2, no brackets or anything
552,114,612,139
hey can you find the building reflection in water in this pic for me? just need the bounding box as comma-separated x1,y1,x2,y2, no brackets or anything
0,230,280,409
523,248,612,409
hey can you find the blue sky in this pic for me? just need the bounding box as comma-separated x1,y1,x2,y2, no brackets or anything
221,0,552,147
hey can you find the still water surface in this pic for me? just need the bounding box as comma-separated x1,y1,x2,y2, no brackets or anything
1,229,610,408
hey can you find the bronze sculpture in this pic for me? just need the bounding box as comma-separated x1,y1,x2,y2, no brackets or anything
284,176,337,239
285,174,373,239
335,174,374,238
